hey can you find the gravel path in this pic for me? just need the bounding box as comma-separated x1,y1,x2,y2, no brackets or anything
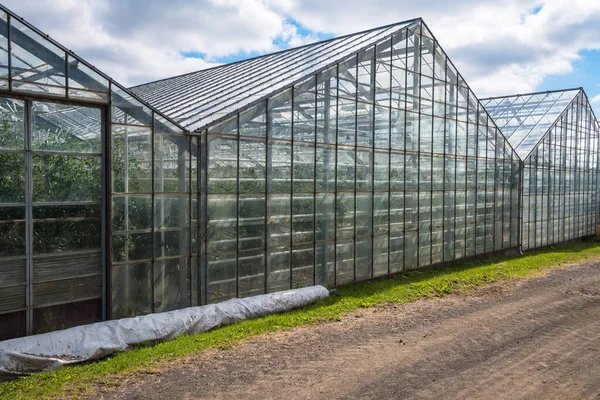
94,261,600,400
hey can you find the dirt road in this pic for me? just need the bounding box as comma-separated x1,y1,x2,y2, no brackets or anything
96,262,600,400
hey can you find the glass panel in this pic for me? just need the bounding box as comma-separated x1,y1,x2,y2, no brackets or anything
239,249,265,297
111,263,152,318
208,135,237,194
292,193,314,244
154,134,190,193
268,140,291,193
207,252,236,302
32,102,102,153
207,194,237,254
0,97,25,150
239,138,266,193
0,12,8,83
336,192,354,239
239,194,265,250
239,101,267,138
112,125,152,194
316,145,335,192
67,56,109,102
10,19,66,96
154,257,190,312
268,89,292,140
111,87,152,126
293,142,314,193
268,194,291,247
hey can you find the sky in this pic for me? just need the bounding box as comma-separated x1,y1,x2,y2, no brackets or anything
4,0,600,115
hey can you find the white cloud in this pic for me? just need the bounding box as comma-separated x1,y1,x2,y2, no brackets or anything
2,0,307,84
267,0,600,97
592,94,600,103
3,0,600,101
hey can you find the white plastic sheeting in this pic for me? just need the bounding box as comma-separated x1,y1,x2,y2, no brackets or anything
0,285,329,378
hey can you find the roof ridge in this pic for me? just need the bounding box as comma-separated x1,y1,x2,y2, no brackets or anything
480,87,582,102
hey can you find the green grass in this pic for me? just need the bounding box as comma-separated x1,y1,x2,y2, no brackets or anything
3,241,600,399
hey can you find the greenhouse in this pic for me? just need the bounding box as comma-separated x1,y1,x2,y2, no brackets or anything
482,89,600,250
0,4,595,341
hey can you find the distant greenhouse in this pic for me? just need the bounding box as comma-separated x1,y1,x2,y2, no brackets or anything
0,4,596,340
482,90,600,250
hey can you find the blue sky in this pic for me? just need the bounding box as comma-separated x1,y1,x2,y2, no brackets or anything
4,0,600,115
538,50,600,114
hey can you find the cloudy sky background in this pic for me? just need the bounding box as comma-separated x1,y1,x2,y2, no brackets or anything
4,0,600,114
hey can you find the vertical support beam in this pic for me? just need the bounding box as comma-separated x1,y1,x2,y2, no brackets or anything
441,46,449,261
493,123,499,251
596,110,600,231
264,101,270,293
386,35,392,275
333,66,339,286
320,76,331,284
101,101,110,321
199,131,208,304
508,151,513,249
313,74,318,286
532,143,538,248
402,28,409,271
191,136,199,307
429,41,434,265
7,14,11,92
547,131,552,246
105,82,113,318
370,47,376,278
24,99,33,335
65,54,69,99
189,136,196,306
123,110,131,308
235,114,240,297
150,111,156,313
517,158,524,251
290,89,295,289
575,98,580,239
500,135,505,250
413,28,421,268
470,89,477,256
178,136,188,305
353,54,358,282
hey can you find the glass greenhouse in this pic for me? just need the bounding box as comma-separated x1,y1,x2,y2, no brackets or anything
0,5,595,340
482,90,600,250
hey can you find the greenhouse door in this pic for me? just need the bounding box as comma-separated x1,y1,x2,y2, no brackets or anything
0,96,105,339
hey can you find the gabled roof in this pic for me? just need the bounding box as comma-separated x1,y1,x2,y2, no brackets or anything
130,18,420,132
481,88,581,160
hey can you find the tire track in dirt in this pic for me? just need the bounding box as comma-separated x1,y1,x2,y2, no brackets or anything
95,262,600,400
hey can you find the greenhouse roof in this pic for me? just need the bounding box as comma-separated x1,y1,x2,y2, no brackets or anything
481,88,581,160
131,18,420,132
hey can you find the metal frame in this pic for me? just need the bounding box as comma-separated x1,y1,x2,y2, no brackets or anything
10,5,597,341
197,20,521,304
484,88,600,251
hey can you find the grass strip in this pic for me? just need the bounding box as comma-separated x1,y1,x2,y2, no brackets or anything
2,241,600,399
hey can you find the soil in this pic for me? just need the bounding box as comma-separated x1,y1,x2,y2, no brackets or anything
92,261,600,400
